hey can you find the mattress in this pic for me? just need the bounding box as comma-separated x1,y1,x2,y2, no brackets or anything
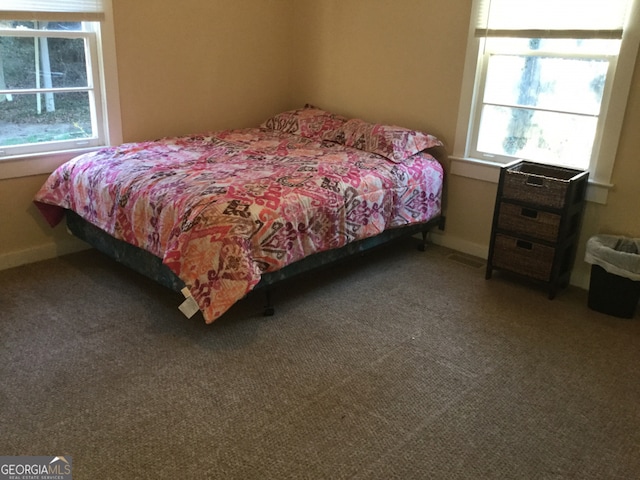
34,108,444,323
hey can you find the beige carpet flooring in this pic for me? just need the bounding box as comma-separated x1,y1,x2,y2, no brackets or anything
1,238,639,479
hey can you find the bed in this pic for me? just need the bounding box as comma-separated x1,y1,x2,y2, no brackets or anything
34,106,445,323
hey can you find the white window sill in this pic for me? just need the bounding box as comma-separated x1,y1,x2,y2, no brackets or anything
449,156,611,205
0,148,98,180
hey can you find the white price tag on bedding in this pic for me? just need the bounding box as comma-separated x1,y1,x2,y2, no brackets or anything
178,295,200,318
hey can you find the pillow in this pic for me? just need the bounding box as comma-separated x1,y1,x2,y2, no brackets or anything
261,105,348,142
328,118,443,163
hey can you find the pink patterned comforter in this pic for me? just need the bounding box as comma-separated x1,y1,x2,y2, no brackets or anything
34,128,443,323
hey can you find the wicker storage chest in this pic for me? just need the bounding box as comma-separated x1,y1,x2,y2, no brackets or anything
492,234,556,281
496,202,561,243
486,160,589,298
501,162,581,208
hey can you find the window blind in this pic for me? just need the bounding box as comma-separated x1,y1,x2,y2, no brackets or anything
0,0,104,22
475,0,631,39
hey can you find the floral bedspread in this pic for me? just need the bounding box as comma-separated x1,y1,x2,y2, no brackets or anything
34,128,443,323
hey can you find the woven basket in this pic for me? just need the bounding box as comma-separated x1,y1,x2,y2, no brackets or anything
497,203,561,243
492,234,555,281
502,162,580,209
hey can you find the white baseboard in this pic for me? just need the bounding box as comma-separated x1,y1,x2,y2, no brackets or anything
429,231,489,260
0,241,89,272
429,230,589,291
2,231,592,291
570,270,590,291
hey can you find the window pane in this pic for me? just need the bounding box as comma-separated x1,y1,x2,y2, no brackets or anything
486,37,621,56
477,105,596,169
3,20,84,31
484,54,608,115
0,92,93,147
41,22,84,32
1,36,35,88
0,36,88,89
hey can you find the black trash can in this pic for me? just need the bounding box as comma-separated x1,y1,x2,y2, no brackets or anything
585,235,640,319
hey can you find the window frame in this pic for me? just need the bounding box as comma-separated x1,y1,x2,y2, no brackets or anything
0,0,121,180
0,23,105,157
470,40,617,167
452,0,640,204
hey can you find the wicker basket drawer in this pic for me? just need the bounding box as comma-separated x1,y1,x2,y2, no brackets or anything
497,202,561,242
502,162,579,209
492,234,555,281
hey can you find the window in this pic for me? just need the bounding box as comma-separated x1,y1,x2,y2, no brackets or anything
0,0,121,178
453,0,640,201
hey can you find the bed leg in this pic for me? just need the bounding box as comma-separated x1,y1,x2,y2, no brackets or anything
263,290,275,316
418,231,428,252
